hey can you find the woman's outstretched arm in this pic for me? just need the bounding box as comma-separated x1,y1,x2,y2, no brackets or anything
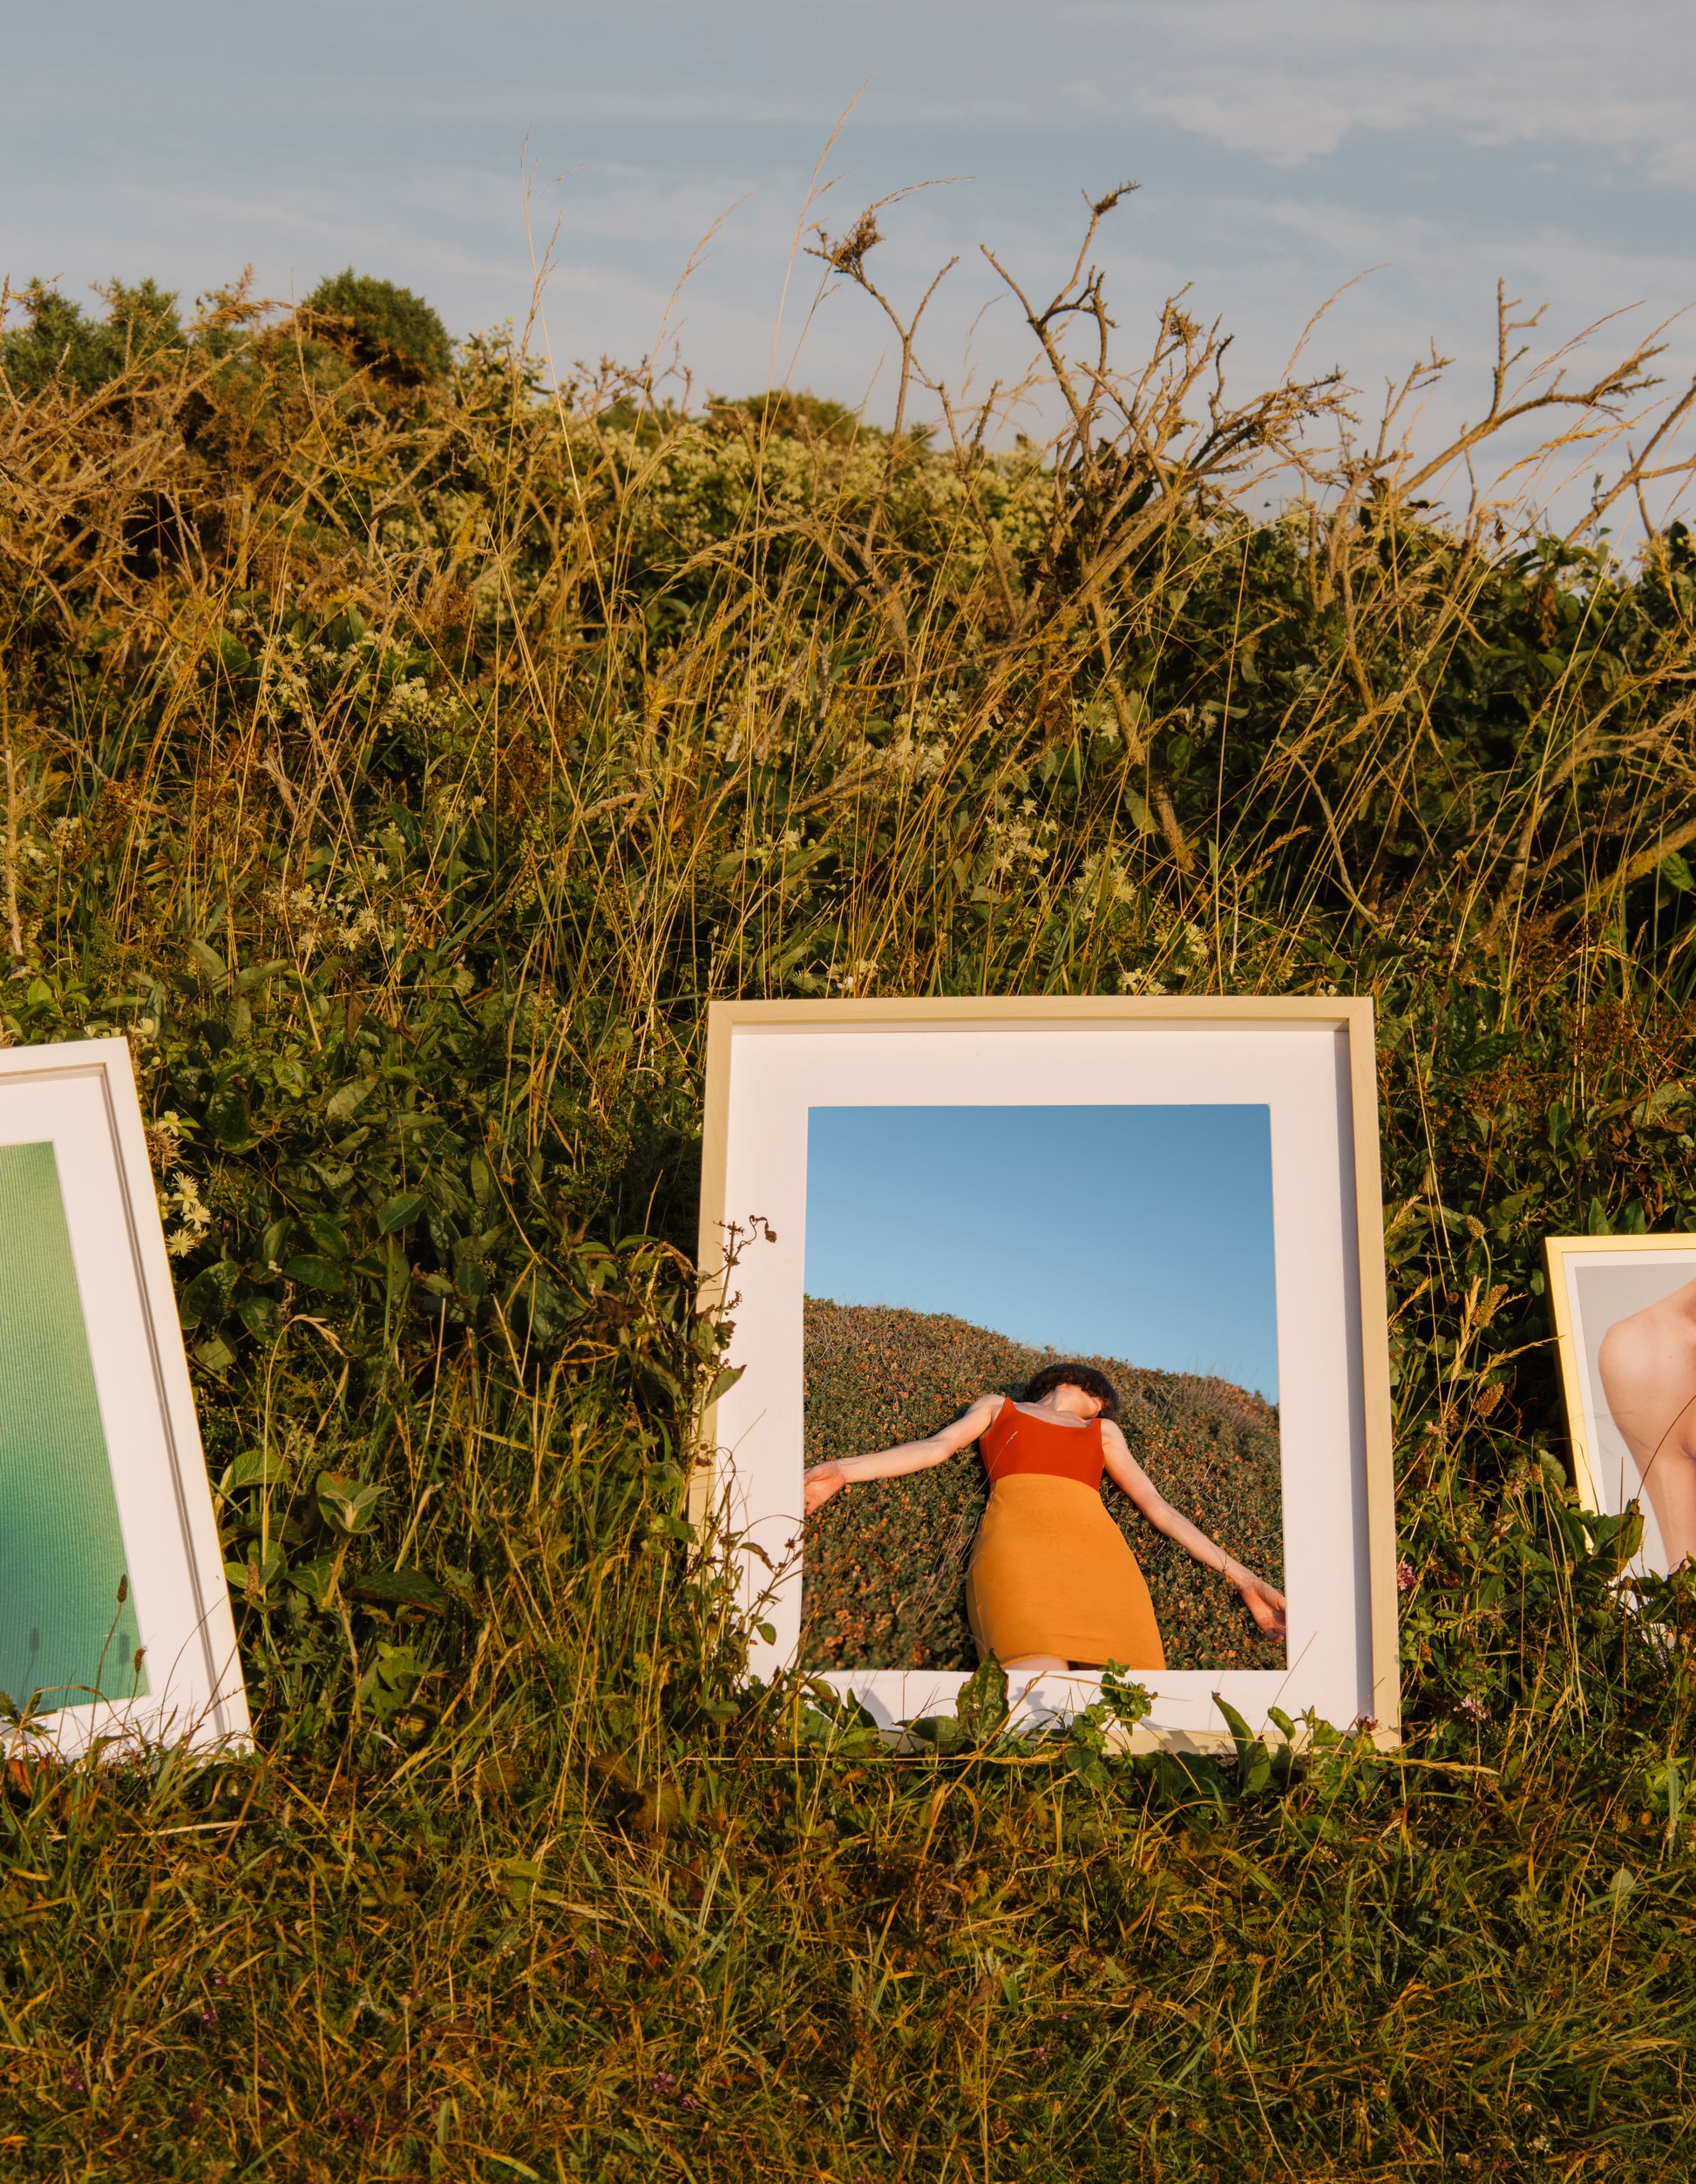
1100,1420,1287,1638
804,1394,1005,1514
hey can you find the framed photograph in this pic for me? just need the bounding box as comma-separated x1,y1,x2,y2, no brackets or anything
695,997,1398,1750
1545,1232,1696,1576
0,1036,249,1761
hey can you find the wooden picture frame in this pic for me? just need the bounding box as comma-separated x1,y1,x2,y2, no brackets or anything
1544,1231,1696,1574
695,996,1397,1753
0,1036,250,1761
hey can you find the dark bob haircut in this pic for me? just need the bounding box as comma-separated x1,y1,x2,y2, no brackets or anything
1022,1361,1120,1422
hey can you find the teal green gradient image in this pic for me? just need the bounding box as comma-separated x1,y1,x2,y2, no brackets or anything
0,1142,146,1712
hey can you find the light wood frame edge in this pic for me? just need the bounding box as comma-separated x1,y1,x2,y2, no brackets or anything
1541,1231,1696,1518
689,995,1400,1741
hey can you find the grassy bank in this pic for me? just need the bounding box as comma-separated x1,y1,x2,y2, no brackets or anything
1,226,1695,2179
801,1299,1284,1673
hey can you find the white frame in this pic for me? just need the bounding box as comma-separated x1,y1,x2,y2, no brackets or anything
695,998,1399,1753
0,1036,249,1761
1544,1231,1696,1573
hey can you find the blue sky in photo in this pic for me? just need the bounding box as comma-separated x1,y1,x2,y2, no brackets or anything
7,2,1695,531
804,1105,1279,1401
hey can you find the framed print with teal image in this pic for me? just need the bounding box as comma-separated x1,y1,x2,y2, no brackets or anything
0,1038,248,1760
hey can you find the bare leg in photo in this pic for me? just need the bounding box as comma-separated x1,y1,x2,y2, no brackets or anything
1597,1275,1696,1567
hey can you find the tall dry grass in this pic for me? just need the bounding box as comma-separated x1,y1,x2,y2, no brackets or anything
1,208,1696,2176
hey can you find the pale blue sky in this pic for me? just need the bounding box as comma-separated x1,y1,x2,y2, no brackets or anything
6,1,1695,528
805,1105,1279,1401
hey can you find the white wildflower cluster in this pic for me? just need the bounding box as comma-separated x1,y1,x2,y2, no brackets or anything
1070,846,1136,913
149,1115,213,1258
267,843,435,963
878,692,966,785
827,958,882,995
1115,890,1211,994
514,981,567,1039
983,796,1058,884
884,729,951,784
383,676,463,743
594,416,1050,595
162,1173,214,1259
427,785,488,831
250,627,392,733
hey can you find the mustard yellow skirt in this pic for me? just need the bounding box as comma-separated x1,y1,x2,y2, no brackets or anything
965,1474,1166,1669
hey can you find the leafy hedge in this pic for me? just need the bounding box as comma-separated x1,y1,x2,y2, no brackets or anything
801,1298,1285,1671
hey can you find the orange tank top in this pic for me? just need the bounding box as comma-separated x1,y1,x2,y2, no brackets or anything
980,1400,1105,1489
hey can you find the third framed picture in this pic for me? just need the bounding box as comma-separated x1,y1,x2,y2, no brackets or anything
1545,1232,1696,1575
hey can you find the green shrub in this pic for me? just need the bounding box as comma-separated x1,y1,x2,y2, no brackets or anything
0,277,184,395
302,268,451,382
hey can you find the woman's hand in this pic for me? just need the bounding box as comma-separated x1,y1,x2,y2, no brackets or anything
804,1462,849,1514
1233,1570,1286,1638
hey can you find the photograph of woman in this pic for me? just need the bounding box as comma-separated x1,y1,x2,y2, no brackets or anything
803,1360,1286,1674
1595,1268,1696,1570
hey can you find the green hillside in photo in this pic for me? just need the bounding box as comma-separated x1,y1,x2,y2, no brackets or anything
802,1298,1285,1672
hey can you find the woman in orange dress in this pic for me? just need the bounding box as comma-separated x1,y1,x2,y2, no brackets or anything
803,1362,1285,1673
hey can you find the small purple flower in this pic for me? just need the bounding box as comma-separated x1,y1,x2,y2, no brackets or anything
650,2070,676,2095
212,1970,228,1990
1396,1559,1417,1593
1353,1713,1379,1734
199,2008,220,2031
63,2066,86,2096
1458,1693,1489,1724
681,2092,702,2111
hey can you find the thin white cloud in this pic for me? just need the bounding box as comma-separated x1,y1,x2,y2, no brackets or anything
1067,0,1696,179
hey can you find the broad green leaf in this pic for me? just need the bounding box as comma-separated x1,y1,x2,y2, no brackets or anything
219,1448,283,1494
187,938,227,986
350,1567,449,1613
205,1087,254,1148
702,1362,744,1407
325,1075,377,1125
302,1213,349,1259
259,1217,293,1268
181,1259,241,1322
377,1191,426,1234
317,1472,385,1536
283,1252,347,1292
288,1554,342,1608
237,1292,279,1342
234,958,289,992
